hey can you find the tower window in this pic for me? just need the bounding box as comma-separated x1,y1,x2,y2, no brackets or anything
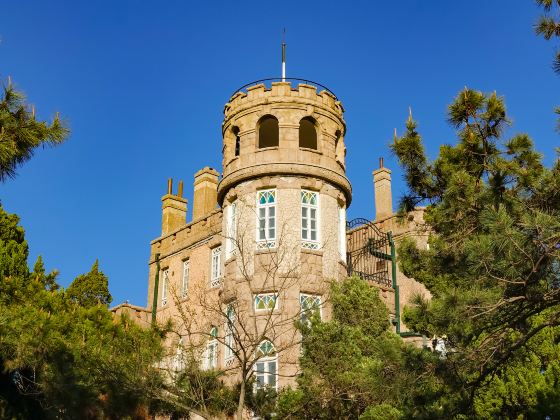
299,117,317,150
256,189,276,249
338,206,347,262
204,326,218,370
254,293,278,311
258,115,279,148
254,340,278,390
301,190,319,249
300,294,322,325
226,201,237,258
224,304,236,364
233,126,240,157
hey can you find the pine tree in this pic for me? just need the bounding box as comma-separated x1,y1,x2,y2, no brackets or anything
275,277,442,419
0,204,164,417
535,0,560,74
66,259,113,307
0,78,69,181
392,88,560,416
534,0,560,131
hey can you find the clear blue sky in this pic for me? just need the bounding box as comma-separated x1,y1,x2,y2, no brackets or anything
1,1,558,307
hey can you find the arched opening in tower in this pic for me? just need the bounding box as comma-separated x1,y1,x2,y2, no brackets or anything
258,115,279,148
299,117,317,150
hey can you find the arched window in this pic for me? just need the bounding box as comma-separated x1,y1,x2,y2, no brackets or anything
255,340,277,390
299,117,317,149
258,115,279,148
232,126,240,157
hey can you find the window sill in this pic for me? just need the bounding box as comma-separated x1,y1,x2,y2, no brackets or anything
255,248,277,255
299,147,322,155
256,146,279,153
301,248,323,257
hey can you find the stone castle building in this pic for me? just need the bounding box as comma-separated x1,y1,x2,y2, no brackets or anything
113,78,429,391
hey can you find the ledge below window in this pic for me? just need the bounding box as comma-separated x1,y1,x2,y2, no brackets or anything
301,248,323,257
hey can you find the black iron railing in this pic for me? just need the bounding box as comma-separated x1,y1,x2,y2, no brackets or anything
346,218,392,288
231,78,338,100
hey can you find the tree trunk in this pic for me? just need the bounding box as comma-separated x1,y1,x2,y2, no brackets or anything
236,379,246,420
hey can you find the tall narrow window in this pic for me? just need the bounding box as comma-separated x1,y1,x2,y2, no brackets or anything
161,269,169,306
224,304,236,364
338,206,347,262
300,294,322,325
204,327,218,370
211,247,222,287
181,260,189,297
256,189,276,249
255,340,278,390
301,190,319,250
233,126,240,157
226,202,237,258
299,117,317,149
175,337,185,372
258,115,279,148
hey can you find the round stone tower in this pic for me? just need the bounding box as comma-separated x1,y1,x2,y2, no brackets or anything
217,80,351,388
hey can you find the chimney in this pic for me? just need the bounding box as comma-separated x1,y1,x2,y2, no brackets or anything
192,167,219,220
373,157,393,220
161,178,188,235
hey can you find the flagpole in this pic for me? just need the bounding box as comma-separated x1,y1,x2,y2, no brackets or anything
281,29,286,81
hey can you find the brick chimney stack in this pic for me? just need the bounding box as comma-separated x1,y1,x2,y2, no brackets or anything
192,167,219,220
373,157,393,220
161,178,188,235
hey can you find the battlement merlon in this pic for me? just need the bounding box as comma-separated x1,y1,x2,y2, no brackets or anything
223,81,345,134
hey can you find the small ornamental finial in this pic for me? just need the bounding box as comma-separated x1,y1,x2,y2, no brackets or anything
393,128,398,141
408,106,413,122
379,157,384,168
31,105,35,118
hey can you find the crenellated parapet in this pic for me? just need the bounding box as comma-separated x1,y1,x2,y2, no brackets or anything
218,81,351,207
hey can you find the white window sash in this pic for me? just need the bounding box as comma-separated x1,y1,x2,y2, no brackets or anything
205,340,218,370
161,269,169,305
226,202,237,258
182,261,189,296
339,206,347,261
211,247,222,287
301,190,320,249
224,305,236,363
256,190,276,248
254,357,278,390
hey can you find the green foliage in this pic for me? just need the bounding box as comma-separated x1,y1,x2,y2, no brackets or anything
359,403,402,420
0,79,69,181
392,88,560,416
535,0,560,73
66,259,113,307
0,203,165,418
276,277,442,419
